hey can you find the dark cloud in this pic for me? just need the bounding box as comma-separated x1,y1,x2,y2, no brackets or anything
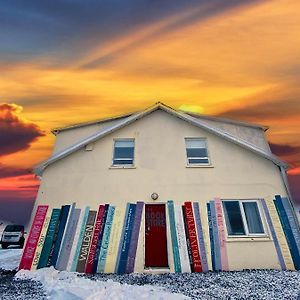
288,174,300,206
0,103,45,156
0,0,257,65
269,143,300,157
216,98,300,122
0,164,31,178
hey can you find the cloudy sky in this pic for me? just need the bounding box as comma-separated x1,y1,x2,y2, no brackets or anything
0,0,299,224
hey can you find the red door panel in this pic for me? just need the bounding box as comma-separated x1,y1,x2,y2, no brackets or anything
145,204,168,268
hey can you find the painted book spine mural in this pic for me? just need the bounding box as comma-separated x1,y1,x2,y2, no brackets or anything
21,195,299,274
19,205,49,270
76,210,97,273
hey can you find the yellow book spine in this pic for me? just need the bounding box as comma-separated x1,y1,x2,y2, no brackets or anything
104,206,126,273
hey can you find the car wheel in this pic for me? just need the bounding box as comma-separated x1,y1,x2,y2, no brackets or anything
1,243,8,249
19,239,24,249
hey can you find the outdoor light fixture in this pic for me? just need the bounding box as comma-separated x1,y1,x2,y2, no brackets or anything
151,192,159,200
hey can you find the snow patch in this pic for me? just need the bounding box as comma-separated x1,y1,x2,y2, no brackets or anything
0,249,22,270
16,267,189,300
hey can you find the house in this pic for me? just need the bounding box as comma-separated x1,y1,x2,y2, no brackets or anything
24,102,300,273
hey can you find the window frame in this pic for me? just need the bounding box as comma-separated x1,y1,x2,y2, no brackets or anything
222,199,267,238
112,138,135,167
185,137,211,166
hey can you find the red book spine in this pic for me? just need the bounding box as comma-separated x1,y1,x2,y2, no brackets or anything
85,205,105,273
19,205,48,270
184,202,202,272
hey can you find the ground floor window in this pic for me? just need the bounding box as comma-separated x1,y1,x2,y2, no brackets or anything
222,200,265,236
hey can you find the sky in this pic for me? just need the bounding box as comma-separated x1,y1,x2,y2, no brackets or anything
0,0,299,225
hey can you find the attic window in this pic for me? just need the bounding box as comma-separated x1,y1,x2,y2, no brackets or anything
185,138,210,165
113,139,134,166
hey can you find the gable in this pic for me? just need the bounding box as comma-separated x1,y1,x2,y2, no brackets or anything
34,103,288,175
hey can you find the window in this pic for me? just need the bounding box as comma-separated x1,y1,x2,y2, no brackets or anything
222,200,265,236
112,139,134,166
185,138,209,165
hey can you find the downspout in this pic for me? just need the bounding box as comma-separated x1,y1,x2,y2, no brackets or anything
279,166,300,227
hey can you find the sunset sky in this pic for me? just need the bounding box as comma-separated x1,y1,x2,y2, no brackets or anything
0,0,299,225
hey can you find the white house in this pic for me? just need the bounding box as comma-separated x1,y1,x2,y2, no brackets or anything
27,102,300,273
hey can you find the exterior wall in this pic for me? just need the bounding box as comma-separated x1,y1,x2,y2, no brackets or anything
34,109,288,271
53,118,127,154
195,118,271,153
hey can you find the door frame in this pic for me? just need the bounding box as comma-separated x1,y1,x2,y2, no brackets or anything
143,202,169,270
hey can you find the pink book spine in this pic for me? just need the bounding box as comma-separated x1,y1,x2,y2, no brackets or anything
19,205,48,270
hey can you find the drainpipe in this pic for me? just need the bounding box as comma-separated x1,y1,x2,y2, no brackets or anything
279,166,300,228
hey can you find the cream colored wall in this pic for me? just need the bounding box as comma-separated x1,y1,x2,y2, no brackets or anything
34,109,288,271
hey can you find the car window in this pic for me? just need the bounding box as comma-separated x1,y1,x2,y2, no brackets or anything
4,225,24,232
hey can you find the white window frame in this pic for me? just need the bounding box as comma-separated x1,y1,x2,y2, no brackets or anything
185,137,210,166
112,138,135,167
222,199,267,238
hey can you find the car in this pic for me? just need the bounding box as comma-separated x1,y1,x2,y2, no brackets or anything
0,225,25,249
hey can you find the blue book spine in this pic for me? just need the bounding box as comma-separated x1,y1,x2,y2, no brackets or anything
117,203,136,274
125,201,144,273
274,195,300,270
92,204,109,273
115,203,130,273
50,205,70,267
207,203,215,271
210,201,221,271
167,200,181,273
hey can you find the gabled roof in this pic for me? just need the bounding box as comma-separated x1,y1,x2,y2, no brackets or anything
52,103,268,134
35,102,288,176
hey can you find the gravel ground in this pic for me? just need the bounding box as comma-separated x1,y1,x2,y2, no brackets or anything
0,269,46,300
0,268,299,299
87,270,300,300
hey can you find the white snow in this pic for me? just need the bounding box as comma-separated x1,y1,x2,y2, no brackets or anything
16,267,189,300
0,248,22,270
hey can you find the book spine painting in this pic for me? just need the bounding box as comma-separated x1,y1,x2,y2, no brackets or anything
70,207,90,272
274,195,300,270
184,202,202,272
167,200,181,273
126,201,144,273
37,208,61,269
50,205,70,267
193,202,208,272
207,203,215,271
97,206,116,273
76,210,97,273
19,205,49,270
117,203,136,274
85,205,105,274
31,210,52,270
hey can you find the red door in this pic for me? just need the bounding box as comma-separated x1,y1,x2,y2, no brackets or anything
145,204,168,268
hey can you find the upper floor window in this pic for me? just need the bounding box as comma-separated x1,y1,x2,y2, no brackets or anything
185,138,210,165
222,200,265,236
113,139,135,166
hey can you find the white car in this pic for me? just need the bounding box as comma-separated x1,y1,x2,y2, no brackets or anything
1,225,25,249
